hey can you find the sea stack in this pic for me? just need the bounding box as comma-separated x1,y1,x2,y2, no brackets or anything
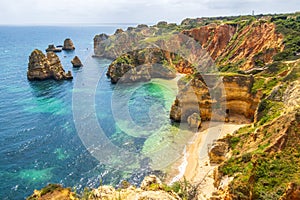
62,38,75,50
71,56,83,67
187,113,201,129
27,49,73,80
45,44,62,52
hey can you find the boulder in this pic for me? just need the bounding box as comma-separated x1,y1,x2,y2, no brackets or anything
209,139,230,164
27,49,73,81
71,56,83,67
45,44,62,52
187,113,201,129
62,38,75,50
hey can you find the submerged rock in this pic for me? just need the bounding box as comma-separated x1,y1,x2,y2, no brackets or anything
71,56,83,67
27,49,73,81
62,38,75,50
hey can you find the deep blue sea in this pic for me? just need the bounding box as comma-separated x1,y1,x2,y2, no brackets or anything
0,25,193,199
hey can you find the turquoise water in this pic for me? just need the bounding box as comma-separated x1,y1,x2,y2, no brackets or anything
0,26,194,199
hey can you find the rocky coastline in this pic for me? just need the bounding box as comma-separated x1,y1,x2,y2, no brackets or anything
26,12,300,200
27,49,73,80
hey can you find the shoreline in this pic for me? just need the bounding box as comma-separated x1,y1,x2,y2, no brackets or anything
165,117,250,197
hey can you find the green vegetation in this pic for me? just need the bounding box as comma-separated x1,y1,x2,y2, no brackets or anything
114,54,135,65
166,177,199,200
220,148,300,199
256,99,283,126
273,14,300,61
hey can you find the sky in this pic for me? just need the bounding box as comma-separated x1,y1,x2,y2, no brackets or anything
0,0,299,25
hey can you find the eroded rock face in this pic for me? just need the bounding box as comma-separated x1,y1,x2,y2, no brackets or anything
27,49,73,80
114,28,124,35
106,48,192,83
170,74,262,122
140,175,163,190
26,184,76,200
62,38,75,50
183,22,283,70
71,56,83,67
182,24,237,59
209,137,230,164
187,113,201,129
26,176,181,200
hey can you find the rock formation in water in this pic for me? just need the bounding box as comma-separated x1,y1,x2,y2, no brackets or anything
45,44,62,52
71,56,83,67
62,38,75,50
94,19,283,71
27,49,73,80
106,48,193,83
26,13,300,200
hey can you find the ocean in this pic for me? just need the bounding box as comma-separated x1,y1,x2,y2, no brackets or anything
0,25,194,199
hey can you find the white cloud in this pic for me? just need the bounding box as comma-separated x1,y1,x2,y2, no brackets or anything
0,0,298,25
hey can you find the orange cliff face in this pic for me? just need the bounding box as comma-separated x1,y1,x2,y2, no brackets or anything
182,21,284,70
182,24,237,59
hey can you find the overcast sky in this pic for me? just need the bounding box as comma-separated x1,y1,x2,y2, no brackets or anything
0,0,299,25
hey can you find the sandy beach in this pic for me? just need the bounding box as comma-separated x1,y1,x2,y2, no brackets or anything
166,116,250,199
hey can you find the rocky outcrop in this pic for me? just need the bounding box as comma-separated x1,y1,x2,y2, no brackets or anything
26,176,181,200
170,74,262,122
27,49,73,80
26,184,76,200
140,175,163,190
213,108,300,199
106,48,193,83
114,28,124,35
62,38,75,50
182,24,237,59
45,44,62,52
71,56,83,67
183,22,283,70
187,113,201,129
209,136,231,164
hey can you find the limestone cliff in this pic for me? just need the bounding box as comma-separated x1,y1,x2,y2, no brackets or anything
170,74,262,122
94,18,284,121
212,108,300,199
26,175,181,200
106,48,194,83
27,49,73,80
182,21,284,70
